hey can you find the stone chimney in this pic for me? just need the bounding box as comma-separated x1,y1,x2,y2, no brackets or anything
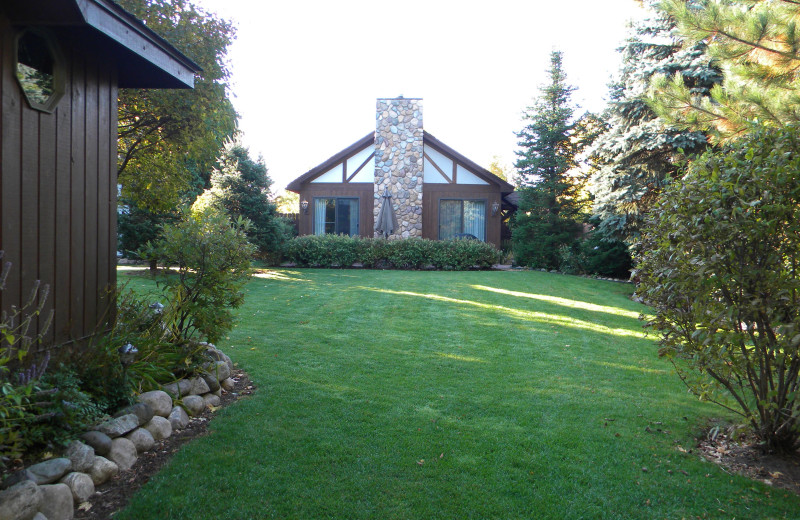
374,97,423,238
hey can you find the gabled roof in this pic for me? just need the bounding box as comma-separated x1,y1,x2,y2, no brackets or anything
3,0,201,88
286,132,374,192
422,131,515,193
287,130,515,194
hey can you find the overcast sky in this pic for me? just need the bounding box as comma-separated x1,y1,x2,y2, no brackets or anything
192,0,648,193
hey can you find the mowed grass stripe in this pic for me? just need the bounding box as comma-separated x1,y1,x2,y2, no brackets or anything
117,268,800,519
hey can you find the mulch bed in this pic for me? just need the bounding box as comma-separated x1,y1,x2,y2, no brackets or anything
696,425,800,496
74,368,254,520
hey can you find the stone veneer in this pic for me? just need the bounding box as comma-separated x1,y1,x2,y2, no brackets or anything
374,98,424,238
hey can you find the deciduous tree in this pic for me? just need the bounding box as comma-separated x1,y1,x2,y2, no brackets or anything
115,0,238,211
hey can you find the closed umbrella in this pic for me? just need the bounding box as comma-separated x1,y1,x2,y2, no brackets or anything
376,188,398,238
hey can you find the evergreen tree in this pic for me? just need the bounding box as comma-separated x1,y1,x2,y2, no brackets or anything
650,0,800,142
512,51,587,269
197,141,293,259
588,4,721,240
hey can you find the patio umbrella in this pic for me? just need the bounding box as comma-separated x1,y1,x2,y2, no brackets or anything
376,187,398,238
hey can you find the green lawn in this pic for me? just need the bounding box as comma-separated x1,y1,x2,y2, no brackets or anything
117,268,800,519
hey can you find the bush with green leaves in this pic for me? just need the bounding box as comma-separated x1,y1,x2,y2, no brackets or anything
285,235,501,270
143,204,255,344
636,125,800,452
558,223,632,279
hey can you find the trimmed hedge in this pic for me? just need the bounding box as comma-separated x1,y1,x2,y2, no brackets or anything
285,235,501,270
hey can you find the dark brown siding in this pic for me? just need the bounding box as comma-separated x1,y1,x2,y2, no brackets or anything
297,183,375,238
1,17,119,354
422,184,504,248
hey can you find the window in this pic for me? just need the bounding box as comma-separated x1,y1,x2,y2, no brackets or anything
313,198,359,236
439,199,486,241
15,29,64,113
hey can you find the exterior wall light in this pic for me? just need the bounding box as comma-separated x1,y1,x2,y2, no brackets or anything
491,200,500,216
301,199,309,214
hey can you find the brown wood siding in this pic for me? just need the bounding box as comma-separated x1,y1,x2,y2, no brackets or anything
422,184,504,248
1,17,119,354
297,184,374,238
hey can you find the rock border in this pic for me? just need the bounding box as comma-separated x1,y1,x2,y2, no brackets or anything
0,345,239,520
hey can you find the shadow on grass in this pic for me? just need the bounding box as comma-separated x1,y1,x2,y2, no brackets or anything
356,286,646,339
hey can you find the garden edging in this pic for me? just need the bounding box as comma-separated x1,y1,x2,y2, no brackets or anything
0,345,236,520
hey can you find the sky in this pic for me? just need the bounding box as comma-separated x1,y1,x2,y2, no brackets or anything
192,0,649,194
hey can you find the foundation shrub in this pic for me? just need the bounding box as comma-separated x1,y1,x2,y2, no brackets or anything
285,235,500,269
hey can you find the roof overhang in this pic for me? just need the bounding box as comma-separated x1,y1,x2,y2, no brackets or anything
287,131,516,195
2,0,201,88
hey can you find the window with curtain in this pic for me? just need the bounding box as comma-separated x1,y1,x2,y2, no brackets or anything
438,199,486,241
313,198,359,236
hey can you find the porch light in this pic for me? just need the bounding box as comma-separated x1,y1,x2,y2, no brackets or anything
301,199,309,214
491,200,500,216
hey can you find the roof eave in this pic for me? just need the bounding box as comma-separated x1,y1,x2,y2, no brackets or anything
4,0,201,89
423,131,516,193
286,132,375,192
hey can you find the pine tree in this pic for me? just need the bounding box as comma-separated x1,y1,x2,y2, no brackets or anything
650,0,800,141
512,51,588,269
197,141,292,258
589,4,721,240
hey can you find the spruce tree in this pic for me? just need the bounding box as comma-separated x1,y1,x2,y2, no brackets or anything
588,4,721,240
512,51,586,269
651,0,800,141
198,141,292,259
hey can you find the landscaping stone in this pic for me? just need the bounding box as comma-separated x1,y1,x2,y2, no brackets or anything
221,377,235,392
32,514,47,520
64,441,94,473
202,393,221,408
209,360,231,382
181,395,204,416
80,431,111,457
188,376,210,396
162,379,192,398
125,427,155,454
137,390,173,418
201,372,221,392
168,405,189,430
37,483,73,520
1,469,34,490
213,387,222,397
107,438,137,472
59,472,94,504
27,458,72,485
203,344,233,371
113,402,154,426
96,414,139,438
88,457,118,486
0,480,42,520
143,416,172,440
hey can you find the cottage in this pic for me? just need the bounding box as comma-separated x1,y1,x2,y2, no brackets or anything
287,98,515,248
0,0,199,348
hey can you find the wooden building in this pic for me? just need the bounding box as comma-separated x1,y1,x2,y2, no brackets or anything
287,98,515,248
0,0,199,350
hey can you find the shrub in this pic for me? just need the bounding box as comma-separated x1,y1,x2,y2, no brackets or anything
285,235,501,270
558,224,632,279
636,125,800,452
142,204,256,344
